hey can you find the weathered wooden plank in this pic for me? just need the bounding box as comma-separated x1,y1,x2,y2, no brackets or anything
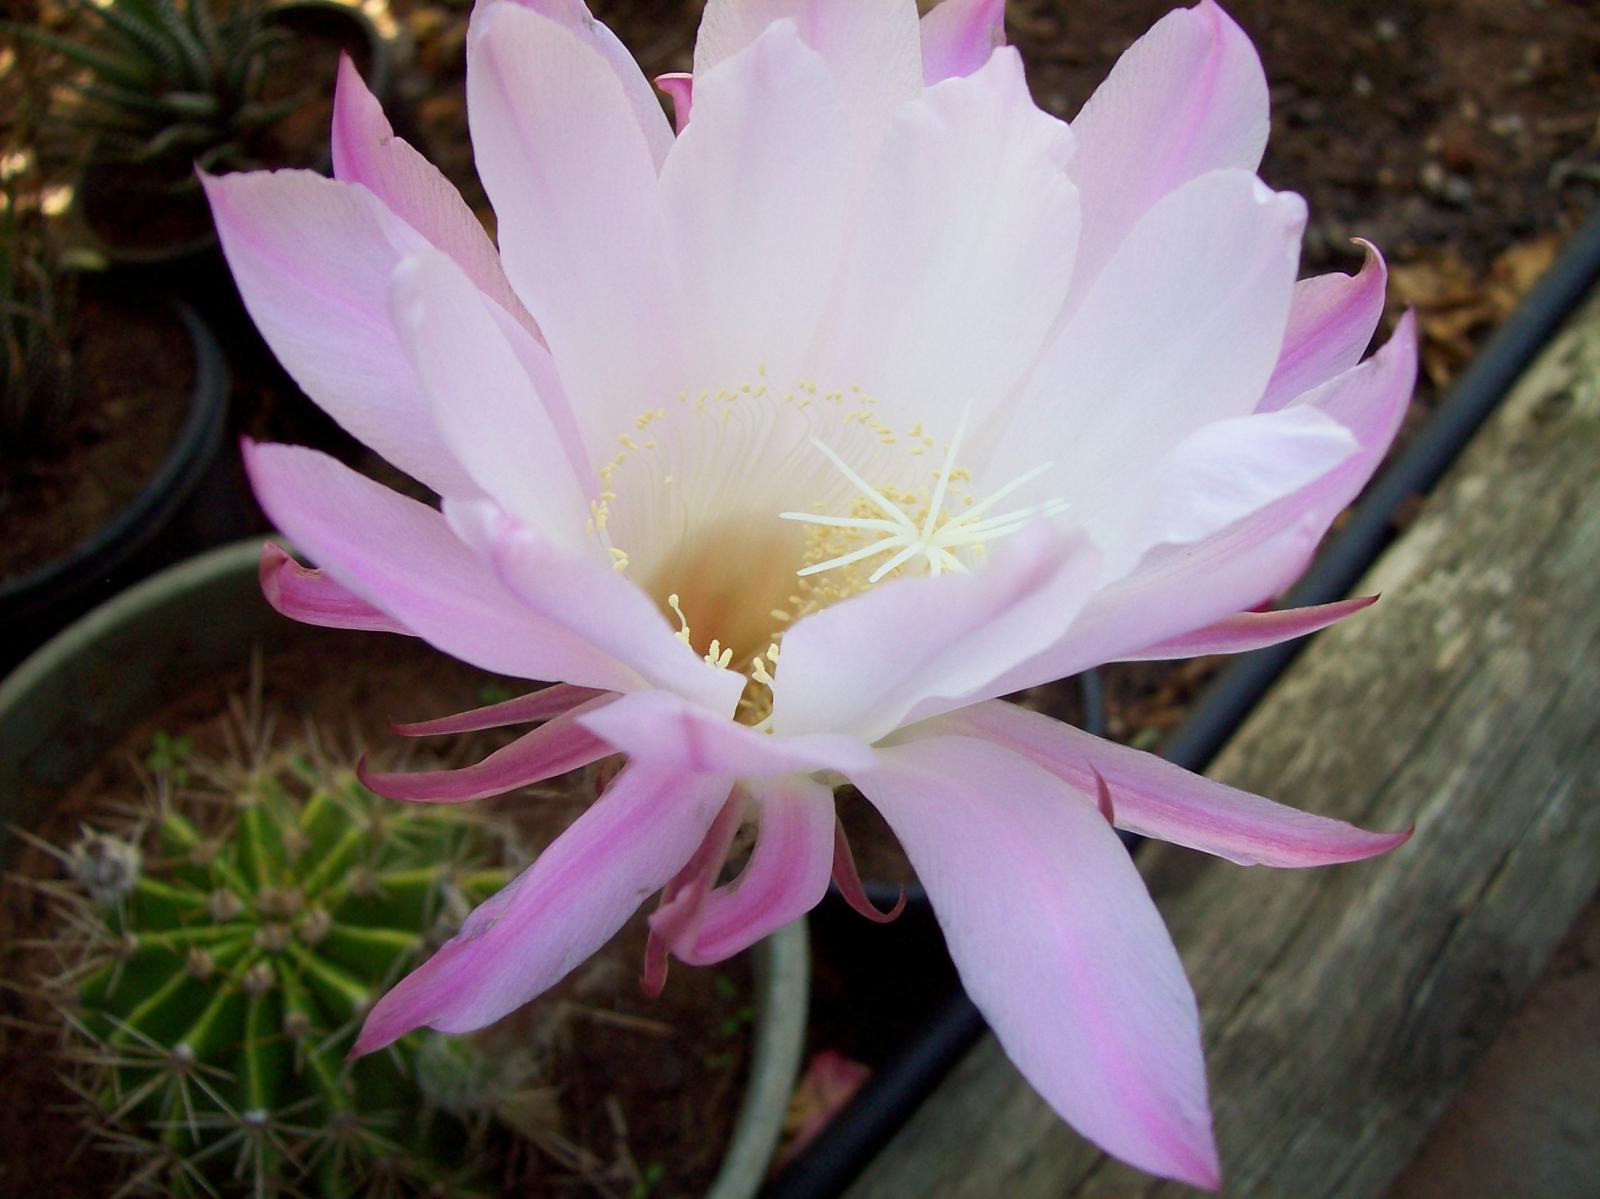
846,292,1600,1199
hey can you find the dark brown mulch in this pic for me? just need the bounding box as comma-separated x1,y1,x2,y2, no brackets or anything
0,291,192,585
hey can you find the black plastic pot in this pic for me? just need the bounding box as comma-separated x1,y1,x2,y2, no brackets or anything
762,205,1600,1199
0,302,229,671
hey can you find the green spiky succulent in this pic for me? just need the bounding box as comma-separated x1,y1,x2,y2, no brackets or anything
47,728,524,1198
17,0,306,180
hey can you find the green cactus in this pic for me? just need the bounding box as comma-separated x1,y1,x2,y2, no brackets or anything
45,725,524,1198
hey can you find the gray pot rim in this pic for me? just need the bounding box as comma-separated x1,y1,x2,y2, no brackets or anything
0,537,807,1199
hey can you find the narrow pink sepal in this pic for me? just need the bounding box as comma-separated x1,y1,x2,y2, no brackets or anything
1260,240,1388,411
390,683,607,737
358,700,614,803
1092,765,1116,825
655,71,693,131
258,541,409,634
577,688,876,778
673,774,837,965
930,701,1413,867
1118,595,1377,661
831,820,906,924
351,762,734,1054
644,788,747,994
919,0,1006,83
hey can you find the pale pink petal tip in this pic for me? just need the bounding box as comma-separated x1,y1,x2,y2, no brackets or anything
919,0,1007,83
357,706,612,804
257,541,408,634
831,821,906,924
390,683,605,737
655,71,693,131
1263,237,1390,410
1120,594,1379,661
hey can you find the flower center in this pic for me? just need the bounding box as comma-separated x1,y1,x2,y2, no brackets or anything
591,374,1063,722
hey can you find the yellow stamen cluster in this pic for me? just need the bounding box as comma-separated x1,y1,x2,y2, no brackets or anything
593,375,1063,728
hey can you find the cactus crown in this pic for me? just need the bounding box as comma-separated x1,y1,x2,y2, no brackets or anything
15,0,305,178
41,706,522,1198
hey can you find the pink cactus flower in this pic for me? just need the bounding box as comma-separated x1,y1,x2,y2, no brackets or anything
208,0,1416,1186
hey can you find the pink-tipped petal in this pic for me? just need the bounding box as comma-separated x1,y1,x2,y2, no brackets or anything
1066,0,1269,305
1261,240,1388,411
964,321,1414,703
832,820,906,923
818,47,1077,434
694,0,921,133
661,21,854,385
984,170,1306,532
856,736,1221,1188
655,71,693,131
358,699,615,803
926,702,1413,867
479,0,675,166
329,54,537,336
576,689,875,777
353,762,734,1052
918,0,1005,83
671,774,836,964
1119,594,1377,661
391,684,606,737
204,170,475,498
388,249,592,540
468,4,670,435
773,526,1101,744
258,542,410,634
243,442,642,692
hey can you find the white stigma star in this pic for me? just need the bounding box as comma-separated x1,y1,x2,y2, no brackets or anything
780,405,1068,582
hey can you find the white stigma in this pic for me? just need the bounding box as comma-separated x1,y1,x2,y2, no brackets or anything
781,405,1068,582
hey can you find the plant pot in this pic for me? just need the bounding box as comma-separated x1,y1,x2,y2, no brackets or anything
0,298,229,670
73,0,400,270
0,538,808,1199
